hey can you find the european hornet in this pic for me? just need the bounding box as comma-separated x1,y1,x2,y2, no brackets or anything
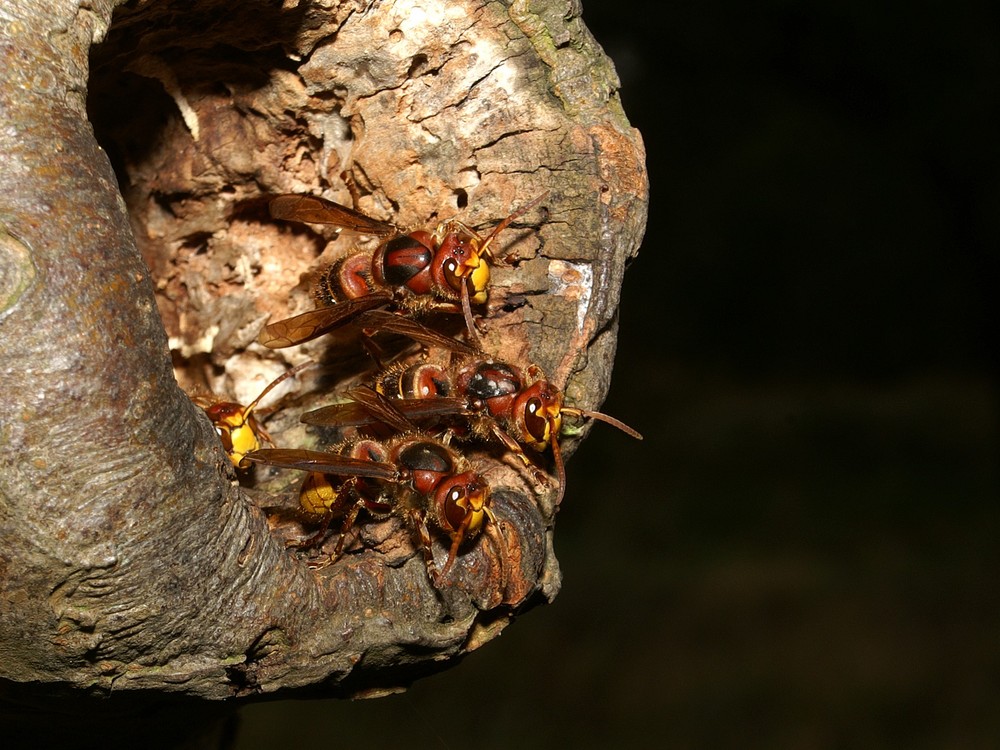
258,192,547,349
299,354,643,505
193,361,311,468
244,435,495,582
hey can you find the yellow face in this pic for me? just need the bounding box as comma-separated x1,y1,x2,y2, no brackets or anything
441,242,491,304
207,403,261,467
465,256,491,304
520,387,563,452
441,474,491,541
460,484,489,537
198,361,310,468
227,418,261,467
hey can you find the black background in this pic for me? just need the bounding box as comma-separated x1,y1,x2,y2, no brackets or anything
239,1,999,747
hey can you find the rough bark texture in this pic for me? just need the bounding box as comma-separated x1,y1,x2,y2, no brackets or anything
0,0,646,718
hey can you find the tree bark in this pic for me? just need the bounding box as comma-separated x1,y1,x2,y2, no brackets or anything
0,0,646,728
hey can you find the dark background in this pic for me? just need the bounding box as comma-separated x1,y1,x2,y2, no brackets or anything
240,1,999,747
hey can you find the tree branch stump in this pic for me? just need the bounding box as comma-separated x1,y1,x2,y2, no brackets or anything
0,0,646,730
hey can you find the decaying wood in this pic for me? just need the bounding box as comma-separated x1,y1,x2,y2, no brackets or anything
0,0,646,714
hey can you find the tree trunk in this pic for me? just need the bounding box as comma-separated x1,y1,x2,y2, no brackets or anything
0,0,645,741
